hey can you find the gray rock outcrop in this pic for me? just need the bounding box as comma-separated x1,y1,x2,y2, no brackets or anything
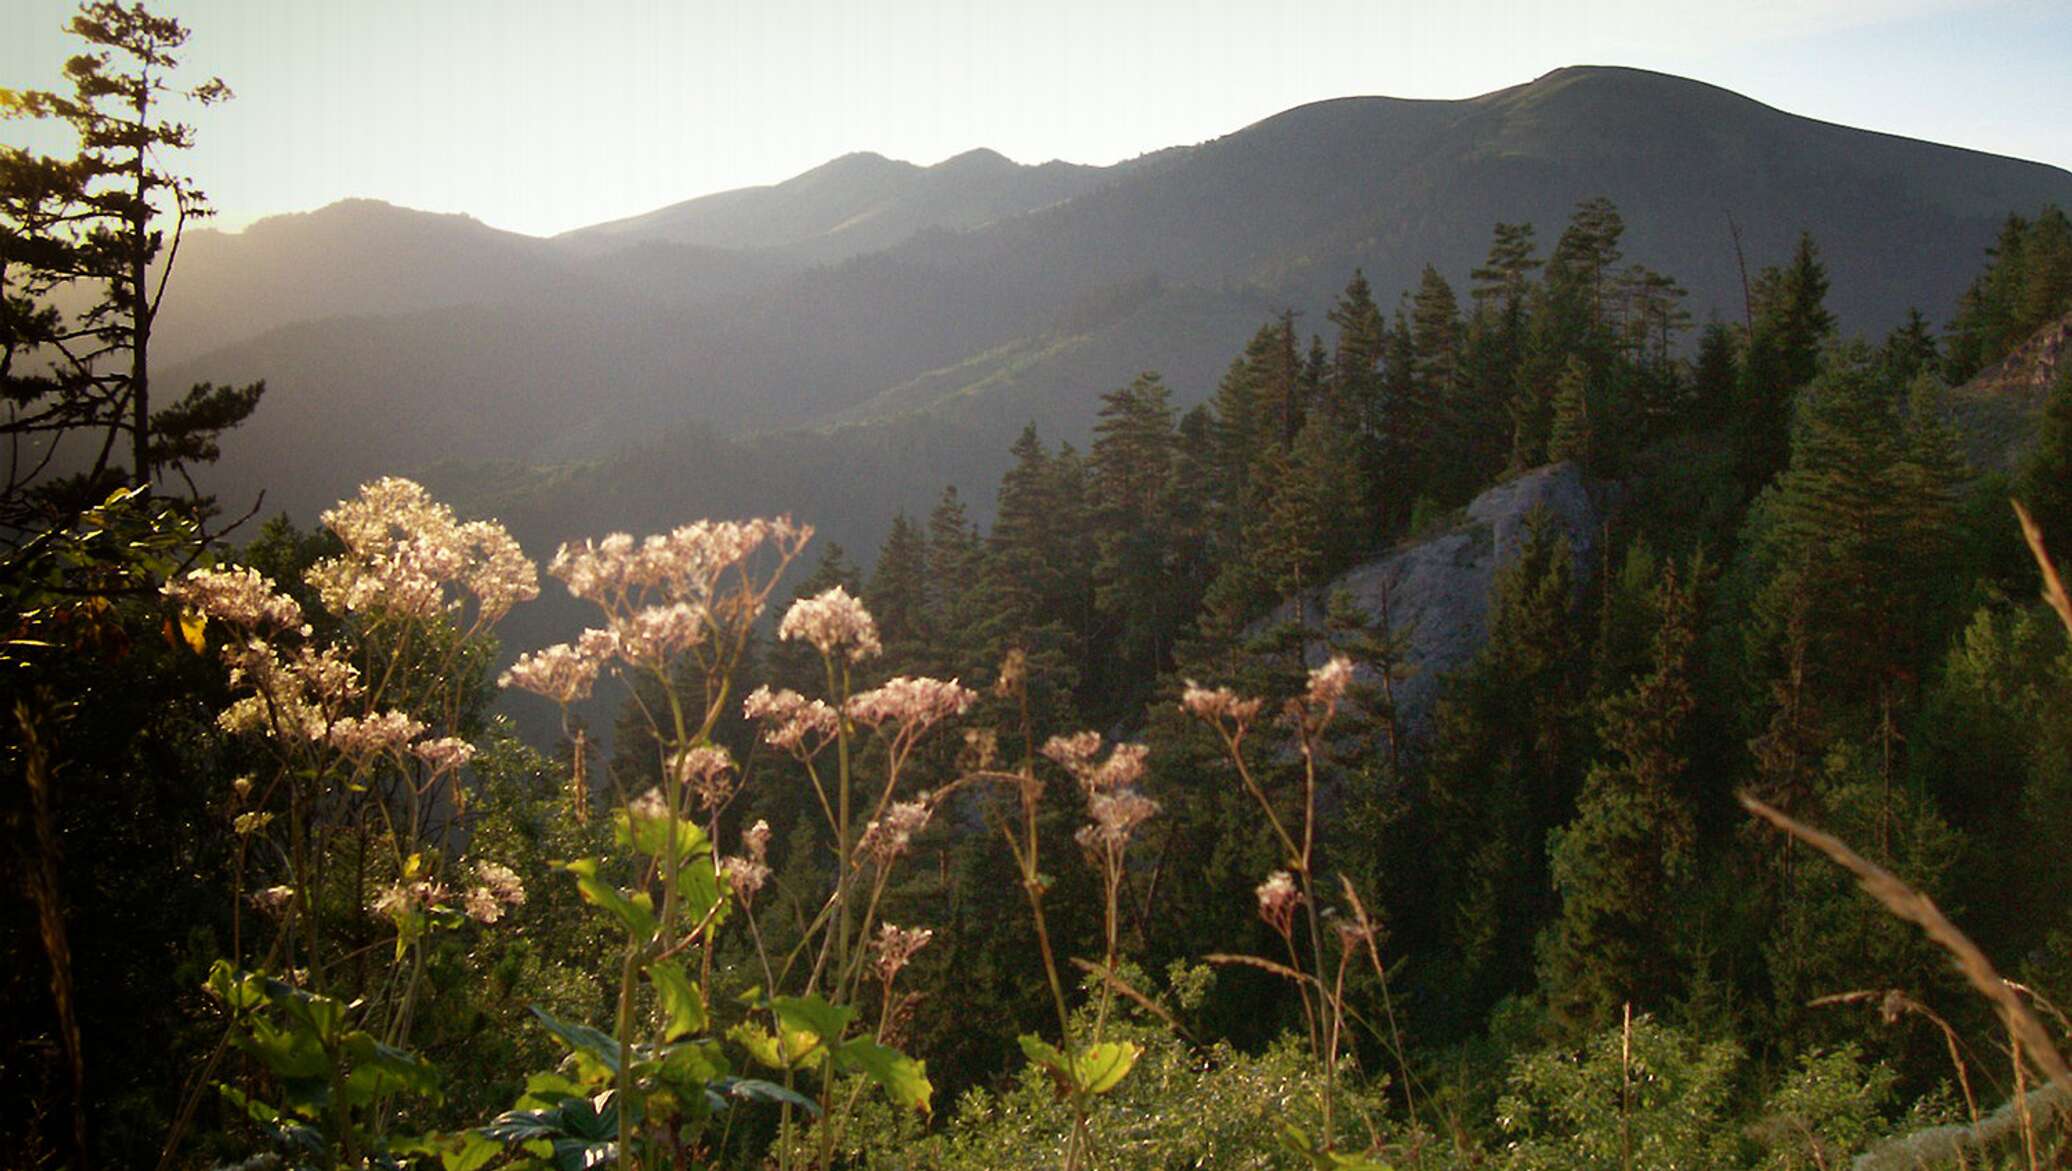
1298,461,1612,733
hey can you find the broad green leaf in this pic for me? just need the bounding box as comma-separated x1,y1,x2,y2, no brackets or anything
614,805,708,865
1073,1041,1139,1094
240,1016,329,1080
1279,1121,1394,1170
835,1037,933,1114
677,852,729,930
1015,1035,1137,1096
726,1021,822,1070
645,959,706,1041
709,1076,820,1116
341,1031,440,1101
531,1006,623,1081
562,858,656,941
771,994,855,1047
518,1070,586,1109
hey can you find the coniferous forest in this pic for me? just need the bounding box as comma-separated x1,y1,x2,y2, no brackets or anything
7,5,2072,1170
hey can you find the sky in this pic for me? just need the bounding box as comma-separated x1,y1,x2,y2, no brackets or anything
4,0,2069,239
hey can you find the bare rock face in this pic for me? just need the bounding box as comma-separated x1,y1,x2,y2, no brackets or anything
1312,462,1610,733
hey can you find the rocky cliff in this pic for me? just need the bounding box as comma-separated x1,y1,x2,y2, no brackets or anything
1305,462,1613,733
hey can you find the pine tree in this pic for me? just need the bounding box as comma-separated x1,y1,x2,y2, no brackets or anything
1541,557,1704,1038
921,485,987,677
1090,372,1181,685
866,512,929,664
2015,367,2072,561
1546,355,1594,469
1734,232,1836,489
1424,507,1586,1020
1,2,258,524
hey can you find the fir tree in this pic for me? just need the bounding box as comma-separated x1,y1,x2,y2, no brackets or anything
2015,367,2072,561
1541,556,1704,1038
1546,355,1595,469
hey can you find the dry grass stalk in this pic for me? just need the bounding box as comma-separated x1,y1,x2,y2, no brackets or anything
2013,500,2072,639
1812,989,1980,1128
1738,794,2071,1089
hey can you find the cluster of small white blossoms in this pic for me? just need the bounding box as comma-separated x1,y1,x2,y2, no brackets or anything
461,860,527,925
741,685,840,756
1285,655,1356,731
845,676,978,735
309,477,539,624
326,710,428,761
873,922,934,985
857,798,933,864
252,884,297,914
412,736,476,775
778,585,882,662
719,819,773,906
500,627,620,705
372,878,450,920
553,518,808,609
216,638,364,742
673,744,737,813
1256,870,1301,936
163,566,307,634
1042,731,1159,855
513,517,809,685
1179,680,1266,730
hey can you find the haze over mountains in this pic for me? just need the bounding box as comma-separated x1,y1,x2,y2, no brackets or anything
166,65,2072,555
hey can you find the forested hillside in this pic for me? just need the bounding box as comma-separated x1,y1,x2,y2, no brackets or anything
7,6,2072,1170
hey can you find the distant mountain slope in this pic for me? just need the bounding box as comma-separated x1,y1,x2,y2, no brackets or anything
555,148,1114,264
165,65,2072,547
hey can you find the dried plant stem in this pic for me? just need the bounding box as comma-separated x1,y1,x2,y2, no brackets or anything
2012,501,2072,638
1740,794,2071,1089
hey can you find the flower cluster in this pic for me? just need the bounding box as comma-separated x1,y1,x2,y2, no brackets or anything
550,517,810,609
1286,655,1355,732
719,819,773,905
742,685,840,756
412,736,476,774
1078,789,1161,854
845,676,977,735
326,710,428,761
857,798,933,864
163,566,305,632
873,922,934,986
310,477,539,624
372,878,450,920
778,585,882,662
499,628,619,704
252,885,297,914
216,639,363,742
673,744,737,813
1256,870,1301,936
462,860,527,924
1043,732,1147,793
1180,680,1265,729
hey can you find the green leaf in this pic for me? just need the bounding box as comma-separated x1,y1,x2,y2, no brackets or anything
613,805,708,865
530,1006,623,1081
1072,1041,1139,1095
341,1031,440,1102
1278,1121,1393,1170
645,959,707,1042
835,1037,933,1114
677,851,729,930
711,1076,820,1116
1015,1035,1137,1096
771,994,855,1047
726,1021,822,1070
562,858,655,941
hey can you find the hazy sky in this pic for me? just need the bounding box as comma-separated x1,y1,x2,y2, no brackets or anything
5,0,2068,238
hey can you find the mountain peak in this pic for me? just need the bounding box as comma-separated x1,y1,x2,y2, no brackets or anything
931,147,1016,174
